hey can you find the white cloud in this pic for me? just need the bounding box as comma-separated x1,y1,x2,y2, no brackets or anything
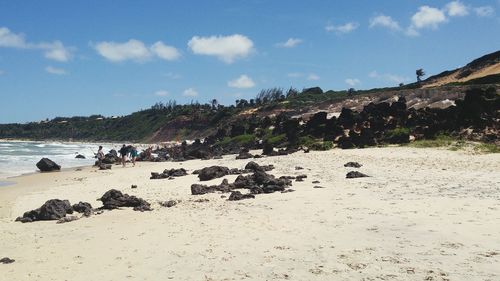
154,90,169,97
0,27,27,48
150,41,181,61
188,34,254,64
39,41,72,62
474,6,494,17
369,15,401,31
45,66,67,75
0,26,73,61
183,88,198,97
94,39,151,62
445,1,469,17
307,73,320,81
411,6,447,30
325,22,359,34
276,38,302,48
163,72,182,79
228,74,255,89
369,71,410,84
287,72,303,78
345,78,361,86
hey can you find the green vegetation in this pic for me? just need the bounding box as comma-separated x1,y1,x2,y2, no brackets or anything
310,141,334,151
265,134,286,146
216,134,256,146
474,143,500,153
409,134,456,148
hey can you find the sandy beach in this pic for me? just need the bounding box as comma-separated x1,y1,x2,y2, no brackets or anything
0,147,499,280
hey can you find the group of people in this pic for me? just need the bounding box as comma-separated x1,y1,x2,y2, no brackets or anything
95,144,139,167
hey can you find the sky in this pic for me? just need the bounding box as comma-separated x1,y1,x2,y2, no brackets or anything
0,0,499,123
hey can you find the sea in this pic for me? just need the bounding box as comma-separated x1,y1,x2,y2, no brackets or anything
0,141,120,181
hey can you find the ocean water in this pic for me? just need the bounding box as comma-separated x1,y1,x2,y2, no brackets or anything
0,141,118,179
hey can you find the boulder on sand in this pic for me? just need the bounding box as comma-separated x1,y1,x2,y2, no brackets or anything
197,166,230,181
99,189,151,211
75,154,86,159
72,202,93,216
228,191,255,201
346,171,369,178
36,158,61,172
16,199,73,223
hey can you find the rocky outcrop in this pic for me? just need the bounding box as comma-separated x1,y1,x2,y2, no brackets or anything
72,202,93,216
228,191,255,201
36,158,61,172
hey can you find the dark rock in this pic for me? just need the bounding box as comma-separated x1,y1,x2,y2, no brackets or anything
295,166,304,170
131,185,137,189
281,189,295,193
16,199,73,223
228,191,255,201
295,175,307,182
75,154,86,159
0,257,15,264
313,185,326,189
344,162,362,168
236,151,253,159
36,158,61,172
100,189,151,211
99,164,112,170
191,179,233,195
244,161,274,172
346,171,369,178
198,166,230,181
72,201,93,216
312,180,320,184
159,200,177,207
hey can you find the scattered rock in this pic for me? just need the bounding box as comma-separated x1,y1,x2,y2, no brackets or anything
295,166,304,170
194,198,209,203
281,189,295,193
344,162,362,168
312,180,320,184
99,189,152,211
228,191,255,201
244,161,274,172
0,257,15,264
295,175,307,182
150,168,187,179
346,171,369,178
313,185,326,189
236,148,253,159
159,200,177,208
131,185,137,189
75,154,86,159
36,158,61,172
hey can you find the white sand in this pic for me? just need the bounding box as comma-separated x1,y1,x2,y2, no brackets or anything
0,147,499,280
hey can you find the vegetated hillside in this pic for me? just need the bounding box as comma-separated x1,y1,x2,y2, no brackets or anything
422,50,500,88
0,51,499,143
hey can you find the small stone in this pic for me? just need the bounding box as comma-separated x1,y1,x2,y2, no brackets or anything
0,257,15,264
131,185,137,189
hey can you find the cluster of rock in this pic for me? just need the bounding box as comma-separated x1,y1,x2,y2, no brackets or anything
193,162,274,181
16,189,151,223
190,162,292,200
150,168,188,179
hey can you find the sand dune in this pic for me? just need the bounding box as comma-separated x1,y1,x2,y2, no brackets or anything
0,147,499,280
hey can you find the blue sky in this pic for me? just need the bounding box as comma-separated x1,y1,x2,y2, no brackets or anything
0,0,499,123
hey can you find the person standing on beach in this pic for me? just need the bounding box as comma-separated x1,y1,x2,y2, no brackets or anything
119,144,128,167
96,145,105,166
130,146,138,166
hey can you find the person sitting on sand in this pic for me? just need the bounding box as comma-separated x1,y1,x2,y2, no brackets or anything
119,144,128,167
130,146,138,166
96,145,105,166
